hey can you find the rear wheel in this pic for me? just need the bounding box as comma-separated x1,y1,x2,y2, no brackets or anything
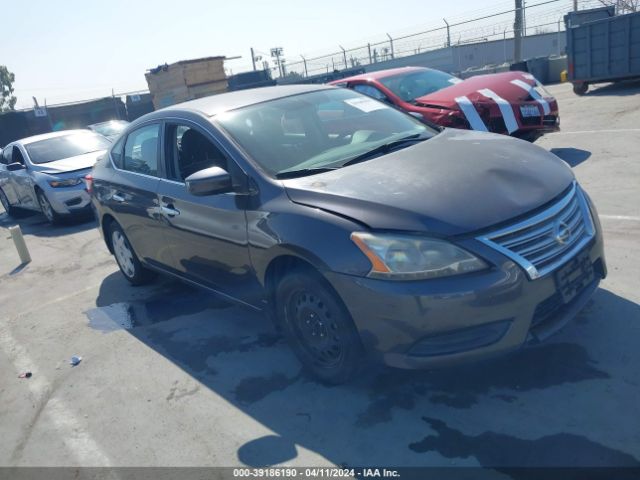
276,268,364,384
36,190,61,225
109,222,155,285
0,188,17,217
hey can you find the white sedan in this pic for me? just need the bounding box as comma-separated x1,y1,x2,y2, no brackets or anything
0,130,110,224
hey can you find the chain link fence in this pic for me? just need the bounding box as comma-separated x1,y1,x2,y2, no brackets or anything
275,0,606,79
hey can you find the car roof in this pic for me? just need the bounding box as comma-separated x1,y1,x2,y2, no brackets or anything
13,129,97,146
156,84,336,118
330,66,429,84
89,120,129,128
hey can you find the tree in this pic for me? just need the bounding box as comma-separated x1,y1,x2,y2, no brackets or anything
283,71,304,80
0,66,17,112
597,0,639,13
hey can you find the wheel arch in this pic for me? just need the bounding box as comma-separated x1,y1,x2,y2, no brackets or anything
100,213,117,254
261,251,333,327
33,183,50,208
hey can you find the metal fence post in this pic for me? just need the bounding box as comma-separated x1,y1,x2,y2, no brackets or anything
300,55,308,77
367,43,372,64
504,28,508,63
444,19,451,47
557,18,562,56
386,33,394,59
339,45,347,69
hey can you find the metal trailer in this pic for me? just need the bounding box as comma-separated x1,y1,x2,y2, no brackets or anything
565,8,640,95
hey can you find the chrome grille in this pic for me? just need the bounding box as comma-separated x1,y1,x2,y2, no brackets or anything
477,182,596,279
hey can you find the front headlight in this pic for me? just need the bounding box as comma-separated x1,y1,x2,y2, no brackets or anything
48,177,83,188
351,232,488,280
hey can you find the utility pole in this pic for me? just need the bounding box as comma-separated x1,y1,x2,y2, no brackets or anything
514,0,523,62
444,18,451,47
250,47,257,71
111,88,119,119
270,47,284,77
523,1,527,37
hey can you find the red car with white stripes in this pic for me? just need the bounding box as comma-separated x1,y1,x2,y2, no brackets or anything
331,66,560,142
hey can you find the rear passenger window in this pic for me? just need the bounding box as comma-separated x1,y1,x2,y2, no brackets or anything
123,124,160,176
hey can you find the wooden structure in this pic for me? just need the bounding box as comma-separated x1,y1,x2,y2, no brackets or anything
145,56,228,109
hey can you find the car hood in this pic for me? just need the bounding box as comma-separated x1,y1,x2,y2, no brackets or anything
282,129,574,236
415,71,551,107
32,151,105,174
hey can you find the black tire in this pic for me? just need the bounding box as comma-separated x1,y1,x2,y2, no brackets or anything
518,131,542,143
0,188,17,217
36,190,62,225
276,268,364,384
573,82,588,95
109,222,156,285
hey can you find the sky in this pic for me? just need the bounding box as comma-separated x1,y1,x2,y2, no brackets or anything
2,0,584,109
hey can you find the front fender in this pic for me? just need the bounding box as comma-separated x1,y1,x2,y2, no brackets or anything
247,205,372,285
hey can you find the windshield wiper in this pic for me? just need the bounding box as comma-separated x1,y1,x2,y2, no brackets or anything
339,133,430,168
275,167,338,179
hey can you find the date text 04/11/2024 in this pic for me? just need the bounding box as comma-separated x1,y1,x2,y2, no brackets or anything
232,468,401,478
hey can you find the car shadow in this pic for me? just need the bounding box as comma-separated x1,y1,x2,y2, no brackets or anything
584,79,640,97
91,273,640,468
0,207,96,237
550,148,592,167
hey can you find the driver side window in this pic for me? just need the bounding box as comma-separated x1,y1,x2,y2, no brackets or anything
166,124,228,182
2,147,12,165
353,84,390,103
15,148,26,164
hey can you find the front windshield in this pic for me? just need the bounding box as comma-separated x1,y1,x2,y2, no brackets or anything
379,69,461,102
26,132,111,164
91,121,128,138
216,88,436,177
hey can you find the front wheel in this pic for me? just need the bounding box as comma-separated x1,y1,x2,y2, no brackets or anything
109,222,155,285
276,269,364,384
36,190,61,225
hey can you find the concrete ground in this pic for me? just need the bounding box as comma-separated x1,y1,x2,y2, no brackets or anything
1,81,639,474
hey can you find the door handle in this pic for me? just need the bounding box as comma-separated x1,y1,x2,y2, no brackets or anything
112,193,125,202
160,205,180,217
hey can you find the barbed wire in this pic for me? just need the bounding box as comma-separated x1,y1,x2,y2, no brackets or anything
271,0,610,78
19,0,613,108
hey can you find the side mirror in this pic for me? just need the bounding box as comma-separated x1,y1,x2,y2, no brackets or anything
185,166,233,196
6,162,25,172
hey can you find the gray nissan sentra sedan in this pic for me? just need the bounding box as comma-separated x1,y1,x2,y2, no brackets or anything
89,85,606,383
